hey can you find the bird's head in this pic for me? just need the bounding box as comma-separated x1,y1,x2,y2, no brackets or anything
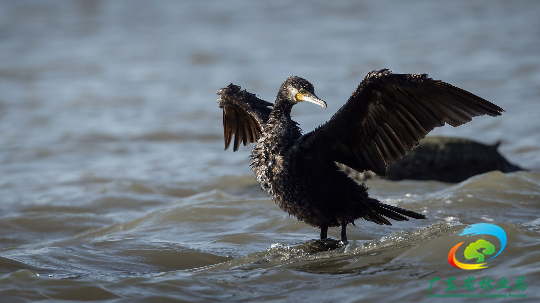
279,76,327,109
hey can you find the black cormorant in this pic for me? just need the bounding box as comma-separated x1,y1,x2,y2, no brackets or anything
217,69,503,243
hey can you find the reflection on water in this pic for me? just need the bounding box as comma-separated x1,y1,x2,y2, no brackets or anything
1,0,539,301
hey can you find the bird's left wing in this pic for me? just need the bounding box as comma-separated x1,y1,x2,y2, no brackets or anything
298,69,504,175
217,84,273,151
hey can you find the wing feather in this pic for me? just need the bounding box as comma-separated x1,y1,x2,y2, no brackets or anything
298,69,504,175
217,84,273,151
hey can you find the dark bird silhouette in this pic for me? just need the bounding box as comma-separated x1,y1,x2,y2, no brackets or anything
217,69,504,243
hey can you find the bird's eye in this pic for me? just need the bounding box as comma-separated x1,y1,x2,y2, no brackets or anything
299,89,306,94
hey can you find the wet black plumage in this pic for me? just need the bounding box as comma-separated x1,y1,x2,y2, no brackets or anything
217,69,504,242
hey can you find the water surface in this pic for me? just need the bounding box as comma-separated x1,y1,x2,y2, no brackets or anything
1,0,539,302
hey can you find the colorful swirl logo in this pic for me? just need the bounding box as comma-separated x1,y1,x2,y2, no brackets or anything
448,223,506,270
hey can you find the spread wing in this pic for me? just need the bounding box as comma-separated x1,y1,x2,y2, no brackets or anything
299,69,504,175
217,84,273,151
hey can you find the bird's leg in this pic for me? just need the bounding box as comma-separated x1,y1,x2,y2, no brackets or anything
340,224,348,244
320,226,328,240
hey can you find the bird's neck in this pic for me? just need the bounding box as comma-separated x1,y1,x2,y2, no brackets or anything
273,95,294,116
262,100,299,152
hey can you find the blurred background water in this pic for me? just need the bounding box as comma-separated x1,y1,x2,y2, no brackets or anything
0,0,539,302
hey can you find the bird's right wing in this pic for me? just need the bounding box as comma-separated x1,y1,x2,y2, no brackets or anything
298,69,504,175
217,84,273,151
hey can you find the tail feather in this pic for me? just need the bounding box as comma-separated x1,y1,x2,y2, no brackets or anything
361,198,426,225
